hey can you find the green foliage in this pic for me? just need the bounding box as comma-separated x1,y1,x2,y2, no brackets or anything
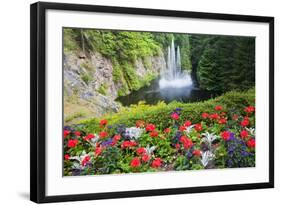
122,62,140,91
79,88,255,132
195,35,255,92
65,112,86,123
81,72,93,85
174,34,192,70
97,83,108,95
63,28,79,53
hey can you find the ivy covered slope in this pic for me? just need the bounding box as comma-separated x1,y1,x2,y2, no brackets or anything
63,29,192,123
64,29,164,122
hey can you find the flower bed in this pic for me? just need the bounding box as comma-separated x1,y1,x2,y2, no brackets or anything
64,93,255,175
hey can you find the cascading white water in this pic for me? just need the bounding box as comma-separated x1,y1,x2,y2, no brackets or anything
159,39,193,89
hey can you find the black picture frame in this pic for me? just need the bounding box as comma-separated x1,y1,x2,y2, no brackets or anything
30,1,274,203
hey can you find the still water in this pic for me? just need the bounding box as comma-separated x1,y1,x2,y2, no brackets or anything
116,78,216,106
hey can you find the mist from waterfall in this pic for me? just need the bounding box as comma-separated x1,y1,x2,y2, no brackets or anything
159,39,193,89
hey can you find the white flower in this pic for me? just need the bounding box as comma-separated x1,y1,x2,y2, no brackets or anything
201,151,215,167
145,145,156,155
201,132,219,149
125,127,144,139
245,127,255,135
69,151,92,169
185,125,195,134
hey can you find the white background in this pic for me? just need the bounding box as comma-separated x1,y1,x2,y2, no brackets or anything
0,0,279,204
46,9,269,196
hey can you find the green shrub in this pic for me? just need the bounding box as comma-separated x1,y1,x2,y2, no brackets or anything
79,88,255,133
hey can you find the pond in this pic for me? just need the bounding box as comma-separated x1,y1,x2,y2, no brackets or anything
116,78,217,106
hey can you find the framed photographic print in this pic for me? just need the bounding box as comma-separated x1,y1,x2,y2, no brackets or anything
30,1,274,203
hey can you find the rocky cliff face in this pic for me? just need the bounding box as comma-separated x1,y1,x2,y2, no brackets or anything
64,51,166,123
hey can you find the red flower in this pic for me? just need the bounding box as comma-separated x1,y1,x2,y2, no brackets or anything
135,120,145,128
192,150,201,157
194,123,202,132
121,141,137,149
175,143,180,149
146,123,156,132
151,158,162,168
99,119,108,127
218,118,227,124
142,154,150,162
180,135,193,149
83,133,95,141
232,114,239,121
171,112,179,120
244,105,255,114
64,154,70,160
67,139,78,148
179,125,186,132
240,130,249,139
209,113,220,120
201,112,209,119
130,157,141,168
150,131,158,137
164,128,171,133
215,105,223,111
247,138,255,148
184,120,192,127
241,117,250,127
136,147,146,155
99,131,108,138
74,131,81,136
113,134,121,141
95,146,103,157
220,131,230,141
81,155,90,166
64,130,71,138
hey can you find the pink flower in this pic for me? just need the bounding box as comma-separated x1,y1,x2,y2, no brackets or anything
146,124,156,132
130,157,141,168
201,112,209,119
180,136,193,149
150,131,158,137
136,147,146,155
74,131,81,136
67,139,78,148
184,120,192,127
241,117,250,127
64,154,70,160
83,133,95,141
142,154,150,162
244,106,255,114
240,130,249,139
220,131,230,141
151,158,162,168
95,146,103,157
215,105,223,111
171,112,179,120
194,123,202,132
247,138,255,148
192,150,201,157
164,128,171,133
64,130,71,138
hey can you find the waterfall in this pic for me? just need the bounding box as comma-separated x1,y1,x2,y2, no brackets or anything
159,39,193,89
